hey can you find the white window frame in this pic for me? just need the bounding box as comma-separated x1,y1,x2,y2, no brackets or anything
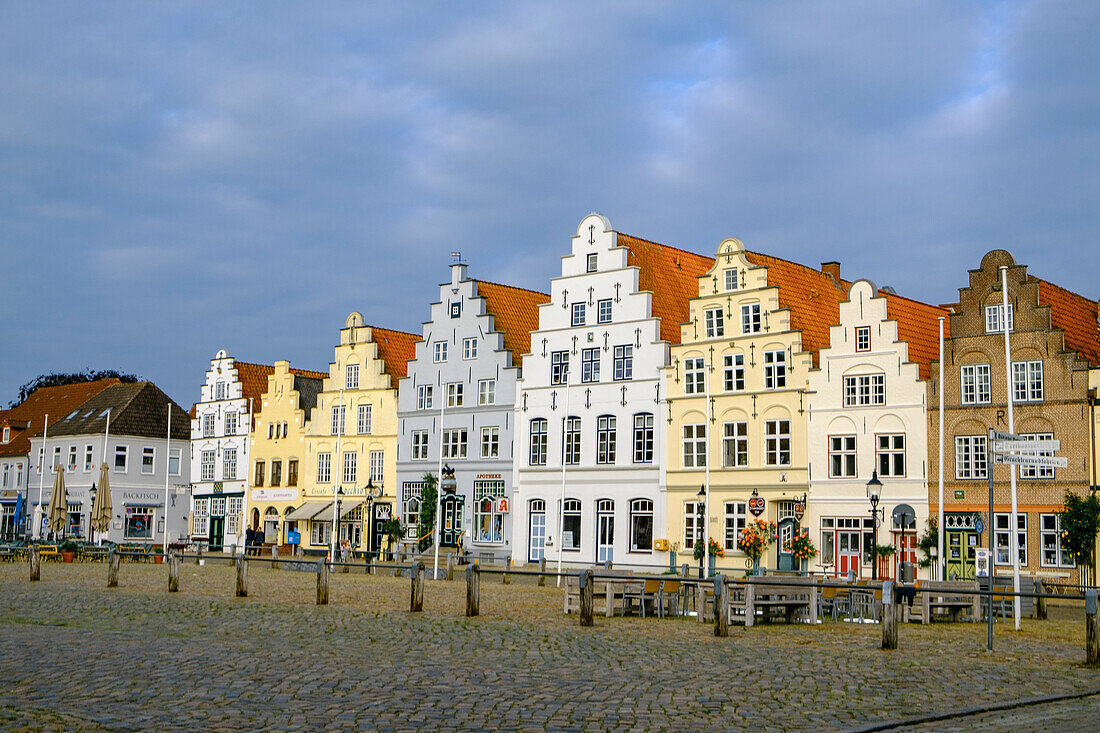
1012,361,1044,403
1041,514,1075,568
562,498,581,550
596,415,616,465
723,268,738,292
704,308,724,338
202,414,215,438
331,405,345,435
1019,432,1055,479
447,383,463,408
358,404,372,434
993,513,1027,566
345,363,359,389
442,429,468,459
551,350,569,385
581,348,600,384
317,452,331,484
829,435,857,478
613,345,633,381
434,341,448,363
682,423,706,468
741,303,761,334
954,435,988,480
463,337,478,360
633,413,654,464
984,304,1014,334
473,481,507,544
723,353,745,392
223,448,237,481
876,434,905,478
684,357,705,394
417,385,433,410
855,326,871,352
369,450,384,482
411,431,429,460
724,501,747,551
843,373,886,406
193,498,210,536
84,444,94,472
597,299,612,324
114,445,128,473
571,302,585,327
530,418,548,466
563,416,581,465
224,411,237,436
961,364,992,405
169,448,181,476
141,447,155,475
722,421,748,468
342,451,357,484
629,498,654,552
480,427,499,459
765,419,791,466
200,450,215,482
226,497,242,535
763,350,786,389
478,379,496,405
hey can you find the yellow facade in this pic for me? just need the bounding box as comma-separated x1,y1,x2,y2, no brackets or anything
664,239,816,574
247,361,322,547
299,313,406,554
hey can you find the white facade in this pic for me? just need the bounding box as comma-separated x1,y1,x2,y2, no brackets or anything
513,214,671,567
190,350,252,551
806,280,930,579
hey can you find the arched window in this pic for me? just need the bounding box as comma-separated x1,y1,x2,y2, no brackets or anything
562,498,581,550
629,498,653,551
633,413,654,463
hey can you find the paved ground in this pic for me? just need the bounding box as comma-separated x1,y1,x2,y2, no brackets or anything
1,559,1098,731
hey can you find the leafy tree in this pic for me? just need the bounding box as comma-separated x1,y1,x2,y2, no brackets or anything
417,472,438,552
917,518,939,569
10,370,141,407
1058,490,1100,583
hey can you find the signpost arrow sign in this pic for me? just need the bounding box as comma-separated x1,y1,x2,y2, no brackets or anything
991,429,1022,442
993,453,1068,468
992,439,1060,453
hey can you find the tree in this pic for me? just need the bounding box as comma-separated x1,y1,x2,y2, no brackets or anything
10,369,141,407
417,472,438,553
1058,490,1100,584
917,518,939,569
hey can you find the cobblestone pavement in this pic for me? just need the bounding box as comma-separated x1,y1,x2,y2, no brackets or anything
1,560,1098,731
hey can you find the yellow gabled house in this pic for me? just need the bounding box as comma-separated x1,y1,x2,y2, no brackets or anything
664,238,845,574
295,313,418,557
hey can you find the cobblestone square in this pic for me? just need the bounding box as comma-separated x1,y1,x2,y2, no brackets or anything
1,560,1098,731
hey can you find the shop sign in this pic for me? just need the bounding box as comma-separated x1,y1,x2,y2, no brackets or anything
252,488,296,502
496,497,509,513
954,490,965,499
122,490,161,504
748,496,766,517
793,502,805,521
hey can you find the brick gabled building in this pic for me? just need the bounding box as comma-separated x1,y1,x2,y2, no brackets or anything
929,250,1099,583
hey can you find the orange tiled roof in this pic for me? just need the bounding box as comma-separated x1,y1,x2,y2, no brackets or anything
881,290,952,379
617,233,715,345
0,378,120,457
475,281,550,367
368,326,420,389
1033,278,1100,367
743,251,848,365
231,361,328,414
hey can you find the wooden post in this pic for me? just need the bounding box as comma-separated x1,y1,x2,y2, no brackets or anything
168,552,180,592
446,553,454,582
1086,588,1099,667
466,564,480,617
271,545,279,570
882,581,898,650
411,561,425,612
1035,578,1047,620
603,557,612,571
341,546,350,574
579,569,594,627
697,583,707,624
236,556,248,598
195,545,202,565
714,575,729,637
107,548,120,588
745,581,755,628
538,557,546,587
28,546,40,582
316,558,329,605
503,556,511,585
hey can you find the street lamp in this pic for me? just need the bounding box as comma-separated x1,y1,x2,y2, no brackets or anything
88,482,97,543
364,478,375,559
335,487,344,561
866,471,884,581
697,485,707,579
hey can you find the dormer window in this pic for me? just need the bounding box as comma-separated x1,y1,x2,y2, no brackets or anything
985,304,1014,333
2,427,8,443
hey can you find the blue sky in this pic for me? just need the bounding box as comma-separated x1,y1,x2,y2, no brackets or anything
2,1,1098,407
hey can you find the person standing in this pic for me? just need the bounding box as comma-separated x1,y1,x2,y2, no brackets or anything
245,526,255,557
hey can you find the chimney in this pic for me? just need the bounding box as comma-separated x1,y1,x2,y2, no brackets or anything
821,261,841,284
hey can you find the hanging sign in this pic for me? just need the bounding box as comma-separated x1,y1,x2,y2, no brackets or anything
748,496,766,517
496,497,510,513
793,502,805,522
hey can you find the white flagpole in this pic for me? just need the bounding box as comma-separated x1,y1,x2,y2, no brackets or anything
556,357,571,587
329,390,343,563
36,415,48,540
1000,266,1021,630
102,409,111,463
433,376,446,579
937,316,945,581
703,355,712,578
163,405,172,555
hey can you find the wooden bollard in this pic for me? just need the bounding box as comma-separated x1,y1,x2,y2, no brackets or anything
236,556,248,597
714,575,729,637
1086,589,1099,667
1035,578,1047,620
579,569,594,627
28,546,40,582
195,545,202,565
446,553,454,581
503,556,511,585
410,561,425,612
271,545,279,570
466,564,480,617
538,557,546,587
168,552,180,592
316,558,329,605
882,581,898,650
107,548,120,588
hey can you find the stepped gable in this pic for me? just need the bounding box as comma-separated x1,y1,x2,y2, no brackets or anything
880,290,952,379
616,232,715,345
47,382,190,440
474,280,550,367
232,361,328,415
0,378,120,457
744,250,848,366
292,374,325,420
1033,277,1100,367
368,326,420,388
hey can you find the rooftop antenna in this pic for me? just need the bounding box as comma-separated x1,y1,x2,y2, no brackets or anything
450,251,463,264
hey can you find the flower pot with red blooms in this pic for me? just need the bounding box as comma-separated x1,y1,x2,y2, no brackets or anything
783,530,818,577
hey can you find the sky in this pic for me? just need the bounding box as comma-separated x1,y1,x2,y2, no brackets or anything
2,1,1098,408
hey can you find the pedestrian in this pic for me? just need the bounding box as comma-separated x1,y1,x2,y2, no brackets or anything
245,526,255,557
255,528,265,557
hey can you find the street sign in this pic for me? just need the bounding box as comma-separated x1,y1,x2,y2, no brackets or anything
975,517,984,535
993,453,1068,468
992,439,1060,453
991,429,1022,442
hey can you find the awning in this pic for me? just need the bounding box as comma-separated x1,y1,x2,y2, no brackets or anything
285,501,332,521
339,500,362,519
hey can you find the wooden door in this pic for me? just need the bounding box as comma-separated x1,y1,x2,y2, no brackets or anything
838,531,861,578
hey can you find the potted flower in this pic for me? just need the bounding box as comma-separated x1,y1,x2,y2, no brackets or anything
738,519,777,576
379,516,405,557
693,537,725,575
783,529,817,575
59,540,79,563
152,546,164,564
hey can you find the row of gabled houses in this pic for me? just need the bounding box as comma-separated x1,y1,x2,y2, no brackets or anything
3,213,1098,582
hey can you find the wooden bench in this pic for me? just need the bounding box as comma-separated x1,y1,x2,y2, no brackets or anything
913,580,981,624
37,544,61,562
723,577,818,627
563,571,635,618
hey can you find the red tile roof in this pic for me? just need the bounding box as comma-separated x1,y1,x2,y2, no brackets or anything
0,379,120,458
881,290,952,379
48,382,191,441
368,326,420,389
743,250,848,365
617,233,715,345
230,361,328,415
475,281,550,367
1033,278,1100,367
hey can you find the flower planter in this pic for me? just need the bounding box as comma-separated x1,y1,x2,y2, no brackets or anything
153,554,163,564
61,552,76,563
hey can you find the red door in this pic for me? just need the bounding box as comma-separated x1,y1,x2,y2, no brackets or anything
837,531,861,578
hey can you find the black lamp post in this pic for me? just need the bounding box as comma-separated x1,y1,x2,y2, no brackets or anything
697,485,706,579
88,482,97,542
364,478,375,556
335,487,344,558
866,471,884,581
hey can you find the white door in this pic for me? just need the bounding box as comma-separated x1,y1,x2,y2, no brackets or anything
529,500,546,562
596,499,614,564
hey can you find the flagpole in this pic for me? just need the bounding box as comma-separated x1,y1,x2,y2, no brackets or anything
163,405,172,555
937,316,945,581
703,354,712,578
433,375,446,580
1000,266,1021,630
329,390,343,563
556,356,570,587
37,414,48,540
